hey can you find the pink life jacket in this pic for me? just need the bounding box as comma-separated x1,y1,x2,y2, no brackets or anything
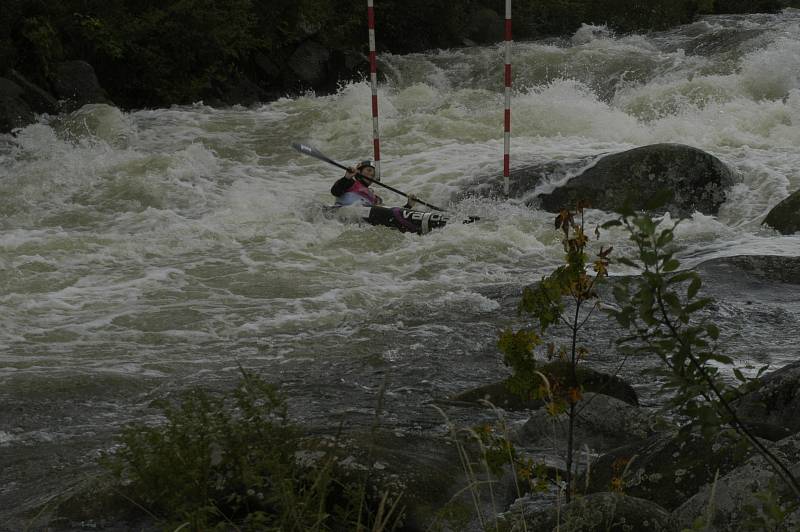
335,179,381,206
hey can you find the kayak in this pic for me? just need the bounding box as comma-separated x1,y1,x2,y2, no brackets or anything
325,205,475,234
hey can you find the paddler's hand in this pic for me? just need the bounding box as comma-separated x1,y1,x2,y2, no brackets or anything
345,166,356,177
404,194,417,209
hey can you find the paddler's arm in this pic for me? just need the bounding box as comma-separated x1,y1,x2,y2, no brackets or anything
331,167,357,196
403,194,418,209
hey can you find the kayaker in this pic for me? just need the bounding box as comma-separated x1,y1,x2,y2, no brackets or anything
331,160,418,209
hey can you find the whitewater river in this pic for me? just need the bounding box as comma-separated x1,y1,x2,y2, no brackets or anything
2,10,800,525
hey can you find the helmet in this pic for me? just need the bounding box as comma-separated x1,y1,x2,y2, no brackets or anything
356,160,376,170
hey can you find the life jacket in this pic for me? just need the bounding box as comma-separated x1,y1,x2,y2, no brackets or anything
334,179,381,207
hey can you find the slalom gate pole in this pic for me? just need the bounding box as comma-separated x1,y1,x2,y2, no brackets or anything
367,0,382,179
503,0,512,196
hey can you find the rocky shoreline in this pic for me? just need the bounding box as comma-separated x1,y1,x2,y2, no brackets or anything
20,254,800,531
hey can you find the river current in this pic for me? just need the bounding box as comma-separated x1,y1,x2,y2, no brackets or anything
1,10,800,524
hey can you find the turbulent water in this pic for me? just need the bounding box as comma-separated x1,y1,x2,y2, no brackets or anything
2,10,800,524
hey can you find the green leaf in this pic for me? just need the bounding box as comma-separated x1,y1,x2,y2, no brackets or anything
707,352,733,365
685,298,712,313
663,259,680,272
615,257,639,268
656,229,674,247
706,323,719,340
667,271,695,285
687,277,702,299
663,292,683,315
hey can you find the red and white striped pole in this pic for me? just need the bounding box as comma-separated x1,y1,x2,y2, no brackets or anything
503,0,512,196
367,0,381,179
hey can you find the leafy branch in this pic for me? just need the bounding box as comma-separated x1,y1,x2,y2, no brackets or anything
499,202,612,503
603,207,800,499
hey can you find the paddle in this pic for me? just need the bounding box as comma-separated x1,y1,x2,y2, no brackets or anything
291,142,448,212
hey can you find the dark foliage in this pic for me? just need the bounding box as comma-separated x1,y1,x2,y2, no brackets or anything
1,0,795,109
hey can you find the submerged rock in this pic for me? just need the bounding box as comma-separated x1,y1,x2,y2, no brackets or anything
537,143,736,216
451,361,639,410
763,190,800,235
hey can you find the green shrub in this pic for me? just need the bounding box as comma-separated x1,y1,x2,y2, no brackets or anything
104,370,402,530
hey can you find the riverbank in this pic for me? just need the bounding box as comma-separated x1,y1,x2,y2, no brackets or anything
2,0,800,132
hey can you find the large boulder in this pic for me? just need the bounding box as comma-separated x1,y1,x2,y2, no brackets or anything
0,77,34,132
51,60,111,112
583,429,756,510
537,143,736,216
763,190,800,235
733,358,800,438
671,433,800,531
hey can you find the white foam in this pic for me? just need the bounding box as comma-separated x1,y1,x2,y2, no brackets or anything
2,12,800,382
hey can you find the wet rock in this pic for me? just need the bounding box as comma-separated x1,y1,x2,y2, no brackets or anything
763,190,800,235
513,393,659,455
210,74,270,107
0,77,34,132
537,143,736,216
8,69,59,115
462,155,596,201
45,477,156,532
583,429,756,510
697,255,800,286
51,60,112,112
733,358,800,438
339,430,518,531
671,433,800,531
451,361,639,411
508,492,673,532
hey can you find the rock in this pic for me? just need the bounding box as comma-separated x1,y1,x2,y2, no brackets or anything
461,155,596,201
671,433,800,531
44,477,156,531
8,69,59,115
733,358,800,438
514,393,658,456
537,143,736,216
508,492,673,531
697,255,800,286
288,40,331,87
763,190,800,235
451,361,639,411
0,77,34,132
51,60,111,112
584,429,755,510
210,74,269,107
338,431,519,531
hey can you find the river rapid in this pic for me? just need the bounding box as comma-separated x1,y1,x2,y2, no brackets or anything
2,10,800,525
